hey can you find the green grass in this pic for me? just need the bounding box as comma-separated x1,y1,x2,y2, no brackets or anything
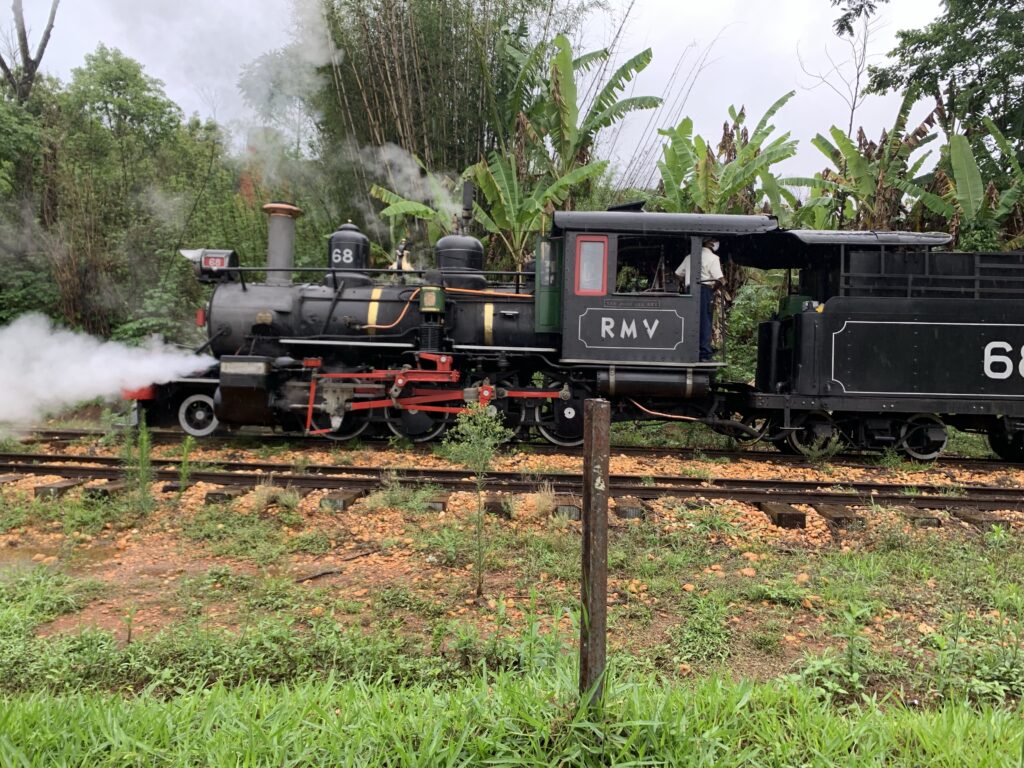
363,481,442,515
0,494,138,536
2,673,1022,766
182,505,292,564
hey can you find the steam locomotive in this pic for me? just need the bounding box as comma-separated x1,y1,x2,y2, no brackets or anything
131,200,1024,462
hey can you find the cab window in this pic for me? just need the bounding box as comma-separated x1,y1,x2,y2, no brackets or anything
615,235,691,294
575,236,607,295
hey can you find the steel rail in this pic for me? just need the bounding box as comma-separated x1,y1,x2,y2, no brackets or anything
1,454,1021,510
19,428,1024,472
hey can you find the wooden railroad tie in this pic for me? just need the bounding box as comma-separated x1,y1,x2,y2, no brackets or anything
423,494,450,513
948,507,1008,531
898,508,943,528
553,495,582,521
204,487,247,505
319,489,366,512
83,481,126,501
613,497,649,520
0,474,25,485
161,481,194,493
813,504,864,529
756,502,806,529
484,494,513,519
34,479,85,500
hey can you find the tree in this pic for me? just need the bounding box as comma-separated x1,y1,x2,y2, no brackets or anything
0,0,60,199
868,0,1024,159
0,0,60,104
829,0,888,36
439,404,513,598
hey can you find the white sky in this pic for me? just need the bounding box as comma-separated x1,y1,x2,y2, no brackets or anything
16,0,944,180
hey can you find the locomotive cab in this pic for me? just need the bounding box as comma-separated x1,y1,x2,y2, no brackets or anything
549,211,778,376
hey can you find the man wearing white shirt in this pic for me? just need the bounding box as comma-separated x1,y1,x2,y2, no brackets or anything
675,238,724,362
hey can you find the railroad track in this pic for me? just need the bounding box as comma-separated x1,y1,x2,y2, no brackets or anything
18,428,1024,473
1,451,1021,511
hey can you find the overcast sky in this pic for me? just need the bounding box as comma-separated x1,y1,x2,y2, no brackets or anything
17,0,944,180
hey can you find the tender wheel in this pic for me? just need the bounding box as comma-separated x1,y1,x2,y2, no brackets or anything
178,393,219,437
385,406,449,443
898,414,947,461
987,425,1024,462
785,412,839,456
534,376,585,447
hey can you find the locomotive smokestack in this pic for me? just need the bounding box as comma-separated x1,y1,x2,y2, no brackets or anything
263,202,303,285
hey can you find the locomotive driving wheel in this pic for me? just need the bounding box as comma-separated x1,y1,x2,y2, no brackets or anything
475,376,526,440
178,393,219,437
533,375,585,448
898,414,947,461
385,403,450,443
310,410,370,442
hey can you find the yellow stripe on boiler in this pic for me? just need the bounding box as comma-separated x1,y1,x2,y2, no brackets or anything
366,287,383,336
484,303,494,346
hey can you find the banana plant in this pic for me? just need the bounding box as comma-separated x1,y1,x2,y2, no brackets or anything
541,34,661,184
650,91,798,215
896,134,988,244
804,87,939,230
369,183,454,248
471,151,607,269
985,117,1024,247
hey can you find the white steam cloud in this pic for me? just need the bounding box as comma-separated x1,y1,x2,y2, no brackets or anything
359,143,461,222
0,314,216,426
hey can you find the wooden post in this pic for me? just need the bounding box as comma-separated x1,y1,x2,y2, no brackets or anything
580,398,610,705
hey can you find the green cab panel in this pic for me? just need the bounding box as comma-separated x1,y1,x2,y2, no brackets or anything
535,237,562,333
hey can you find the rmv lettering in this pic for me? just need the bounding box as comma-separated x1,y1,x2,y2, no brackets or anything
600,316,660,340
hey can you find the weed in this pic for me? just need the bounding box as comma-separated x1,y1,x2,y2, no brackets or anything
120,417,153,516
750,624,783,654
983,524,1012,549
364,480,442,515
666,595,731,665
183,505,287,564
532,481,556,519
678,465,712,482
675,504,740,535
375,585,445,618
288,530,332,555
0,434,25,453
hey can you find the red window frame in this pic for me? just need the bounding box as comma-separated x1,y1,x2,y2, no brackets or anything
574,235,608,296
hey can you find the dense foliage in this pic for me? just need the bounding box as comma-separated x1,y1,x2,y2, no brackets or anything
0,0,1023,343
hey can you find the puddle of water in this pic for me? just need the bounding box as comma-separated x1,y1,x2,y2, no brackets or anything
0,546,54,574
0,539,119,575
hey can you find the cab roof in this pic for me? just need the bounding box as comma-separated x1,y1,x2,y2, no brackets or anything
550,210,953,269
551,211,779,236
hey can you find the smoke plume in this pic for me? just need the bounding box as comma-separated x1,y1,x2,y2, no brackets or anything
0,314,215,426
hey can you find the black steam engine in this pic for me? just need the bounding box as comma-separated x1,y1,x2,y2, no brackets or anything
133,200,1024,462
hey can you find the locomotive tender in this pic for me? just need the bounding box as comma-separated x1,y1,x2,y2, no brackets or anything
134,201,1024,461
